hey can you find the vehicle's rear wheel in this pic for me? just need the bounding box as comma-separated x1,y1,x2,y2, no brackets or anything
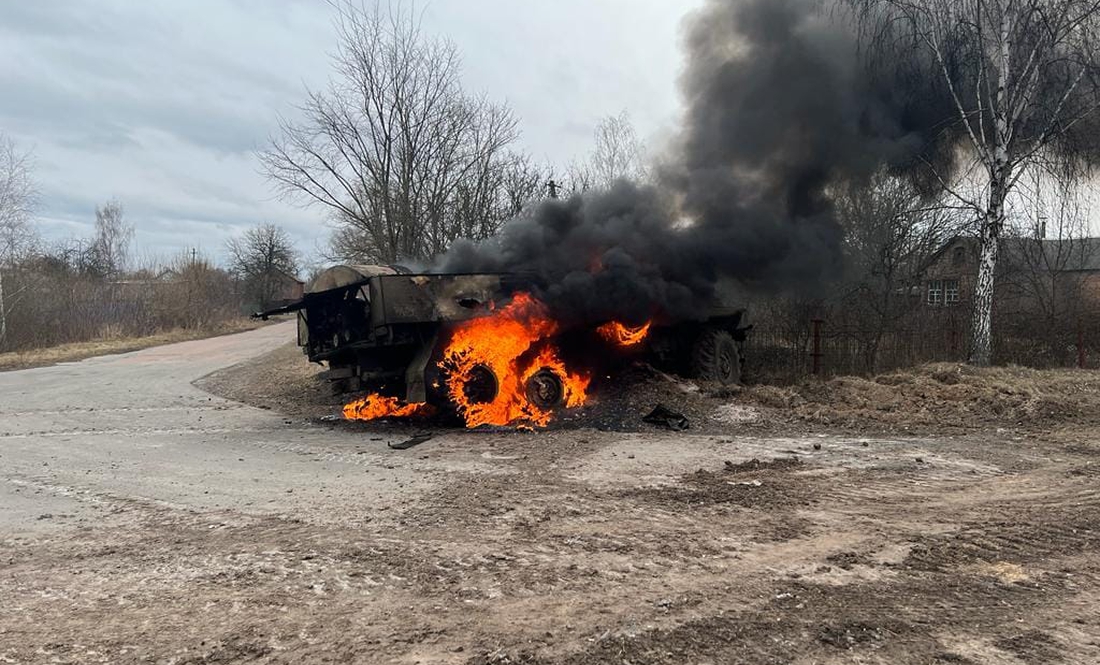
463,364,499,404
525,368,564,409
690,328,741,385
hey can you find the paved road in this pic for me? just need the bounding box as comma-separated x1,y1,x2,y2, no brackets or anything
0,322,488,535
0,323,1002,539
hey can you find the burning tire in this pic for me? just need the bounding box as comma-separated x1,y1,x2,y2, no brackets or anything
525,368,565,409
691,328,741,385
462,364,499,404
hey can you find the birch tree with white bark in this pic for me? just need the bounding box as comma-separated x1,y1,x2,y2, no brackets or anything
851,0,1100,365
0,134,38,349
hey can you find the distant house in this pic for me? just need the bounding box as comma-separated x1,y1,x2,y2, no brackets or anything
269,269,306,306
921,236,1100,312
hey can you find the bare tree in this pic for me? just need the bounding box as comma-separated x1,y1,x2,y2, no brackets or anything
564,159,593,195
998,166,1096,359
834,174,962,370
0,135,38,267
499,154,550,218
0,134,38,348
326,151,545,264
852,0,1100,365
226,223,300,311
260,1,521,265
589,111,648,188
567,111,649,192
90,199,133,279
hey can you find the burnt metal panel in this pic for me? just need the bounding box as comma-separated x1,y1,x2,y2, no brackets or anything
372,274,508,325
306,265,396,294
404,332,438,403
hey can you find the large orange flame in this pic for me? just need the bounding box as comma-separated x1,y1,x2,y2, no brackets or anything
441,293,589,428
343,394,433,421
342,293,590,428
597,320,652,347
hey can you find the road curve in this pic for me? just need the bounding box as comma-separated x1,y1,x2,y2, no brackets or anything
0,322,484,534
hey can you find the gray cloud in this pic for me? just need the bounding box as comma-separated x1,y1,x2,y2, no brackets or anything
0,0,696,265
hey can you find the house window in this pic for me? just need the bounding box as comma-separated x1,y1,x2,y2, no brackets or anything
927,280,943,305
945,279,960,304
953,246,966,266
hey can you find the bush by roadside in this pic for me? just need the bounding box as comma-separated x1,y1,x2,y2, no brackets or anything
0,318,268,371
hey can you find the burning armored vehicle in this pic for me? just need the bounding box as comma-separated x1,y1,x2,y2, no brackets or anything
256,264,749,428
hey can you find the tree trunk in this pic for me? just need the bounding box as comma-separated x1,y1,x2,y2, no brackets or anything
968,189,1005,366
968,10,1013,367
0,269,6,350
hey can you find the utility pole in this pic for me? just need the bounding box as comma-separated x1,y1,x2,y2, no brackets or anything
187,248,197,327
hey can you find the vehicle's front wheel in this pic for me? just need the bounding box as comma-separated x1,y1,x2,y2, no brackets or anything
690,328,741,385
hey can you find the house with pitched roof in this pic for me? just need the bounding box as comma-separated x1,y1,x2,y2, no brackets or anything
921,236,1100,315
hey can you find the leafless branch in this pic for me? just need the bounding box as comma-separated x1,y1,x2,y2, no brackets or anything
260,1,523,264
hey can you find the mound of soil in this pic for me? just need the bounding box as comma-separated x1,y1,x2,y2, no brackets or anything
739,362,1100,433
555,364,736,433
198,342,1100,437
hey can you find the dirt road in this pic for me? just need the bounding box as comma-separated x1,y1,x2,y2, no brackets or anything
2,324,1099,664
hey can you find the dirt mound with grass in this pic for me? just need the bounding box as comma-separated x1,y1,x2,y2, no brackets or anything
198,341,1100,436
739,363,1100,432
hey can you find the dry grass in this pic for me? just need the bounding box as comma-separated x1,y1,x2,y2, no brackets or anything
741,362,1100,432
0,319,268,372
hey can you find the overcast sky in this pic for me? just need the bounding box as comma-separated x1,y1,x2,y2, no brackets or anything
0,0,700,266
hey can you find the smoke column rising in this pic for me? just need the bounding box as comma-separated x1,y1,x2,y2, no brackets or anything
438,0,954,325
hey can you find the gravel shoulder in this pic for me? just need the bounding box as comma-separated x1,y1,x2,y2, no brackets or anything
3,331,1100,664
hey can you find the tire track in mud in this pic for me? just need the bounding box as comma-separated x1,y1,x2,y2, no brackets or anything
450,447,1100,665
797,456,1100,579
903,495,1100,573
7,411,1100,665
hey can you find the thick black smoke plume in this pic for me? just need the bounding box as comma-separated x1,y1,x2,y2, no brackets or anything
438,0,955,325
